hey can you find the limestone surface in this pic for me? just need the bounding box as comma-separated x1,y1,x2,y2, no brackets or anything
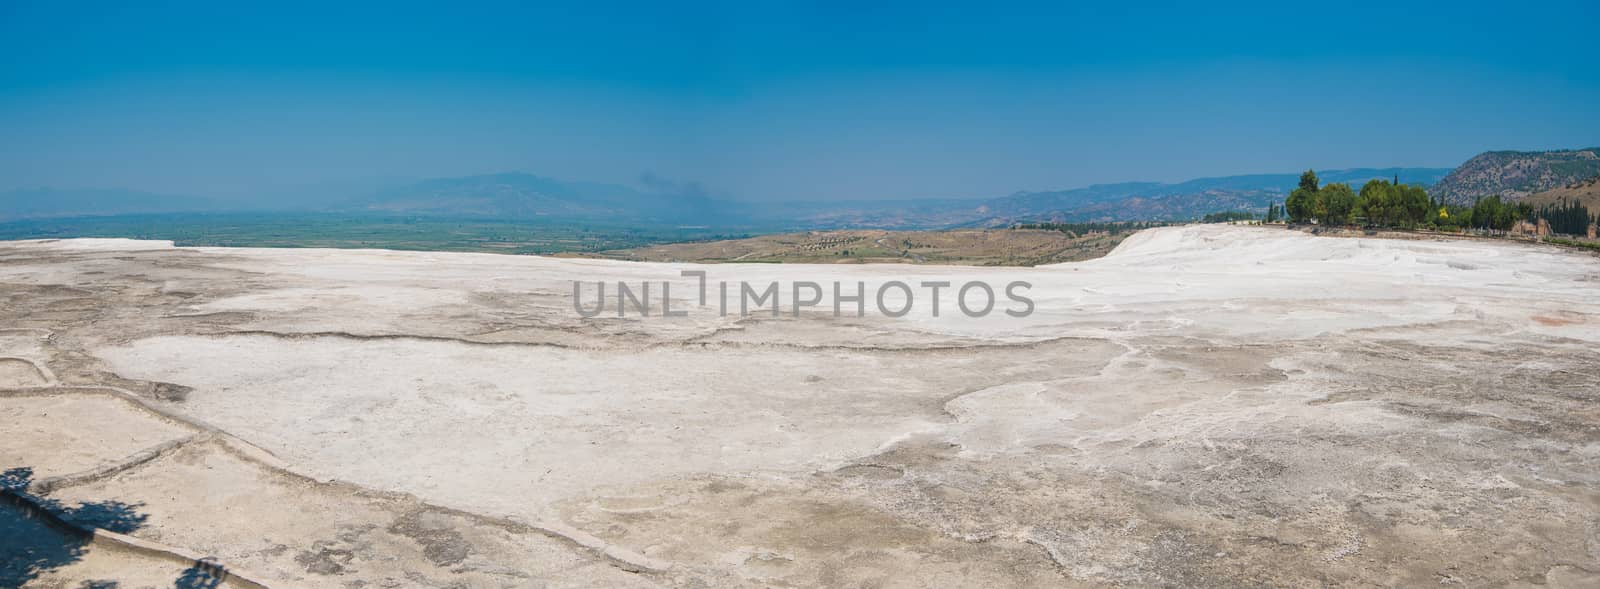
3,225,1598,587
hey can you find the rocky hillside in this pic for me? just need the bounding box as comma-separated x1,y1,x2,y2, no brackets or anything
1431,148,1600,205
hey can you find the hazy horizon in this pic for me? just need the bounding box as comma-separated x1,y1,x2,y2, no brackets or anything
0,165,1461,207
3,1,1596,203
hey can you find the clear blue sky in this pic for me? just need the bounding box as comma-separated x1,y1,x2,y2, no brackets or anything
2,1,1596,201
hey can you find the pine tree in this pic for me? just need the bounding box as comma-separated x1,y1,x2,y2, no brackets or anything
1299,170,1319,193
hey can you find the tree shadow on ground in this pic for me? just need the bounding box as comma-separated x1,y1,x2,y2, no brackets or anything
1,467,149,587
173,560,225,589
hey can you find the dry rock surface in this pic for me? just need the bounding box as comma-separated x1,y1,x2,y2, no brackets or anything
3,224,1599,588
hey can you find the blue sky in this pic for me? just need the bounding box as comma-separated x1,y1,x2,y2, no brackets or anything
2,1,1596,201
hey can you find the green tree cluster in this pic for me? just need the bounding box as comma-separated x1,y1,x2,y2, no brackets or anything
1355,179,1432,227
1319,183,1357,225
1463,195,1532,231
1285,170,1319,223
1283,169,1359,225
1284,167,1594,236
1285,169,1443,228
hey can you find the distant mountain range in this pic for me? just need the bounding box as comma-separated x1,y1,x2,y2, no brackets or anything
336,167,1453,229
344,173,732,225
0,188,217,221
1431,148,1600,205
0,169,1455,229
9,149,1597,229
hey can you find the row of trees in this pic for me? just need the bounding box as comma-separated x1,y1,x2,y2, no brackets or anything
1454,194,1531,232
1283,170,1432,227
1535,198,1593,235
1279,169,1588,234
1028,168,1592,237
1201,211,1257,223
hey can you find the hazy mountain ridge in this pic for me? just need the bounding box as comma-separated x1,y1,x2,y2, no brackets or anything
983,189,1285,225
0,188,218,221
1431,148,1600,205
337,165,1452,229
739,198,990,230
0,166,1458,228
343,172,732,224
756,167,1453,227
340,174,987,229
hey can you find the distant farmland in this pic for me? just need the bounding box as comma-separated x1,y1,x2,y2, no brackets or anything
0,213,756,255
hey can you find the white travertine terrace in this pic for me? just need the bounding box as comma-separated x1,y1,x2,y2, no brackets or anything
5,224,1598,587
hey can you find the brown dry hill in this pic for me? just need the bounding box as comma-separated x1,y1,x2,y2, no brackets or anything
559,228,1129,266
1523,175,1600,211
